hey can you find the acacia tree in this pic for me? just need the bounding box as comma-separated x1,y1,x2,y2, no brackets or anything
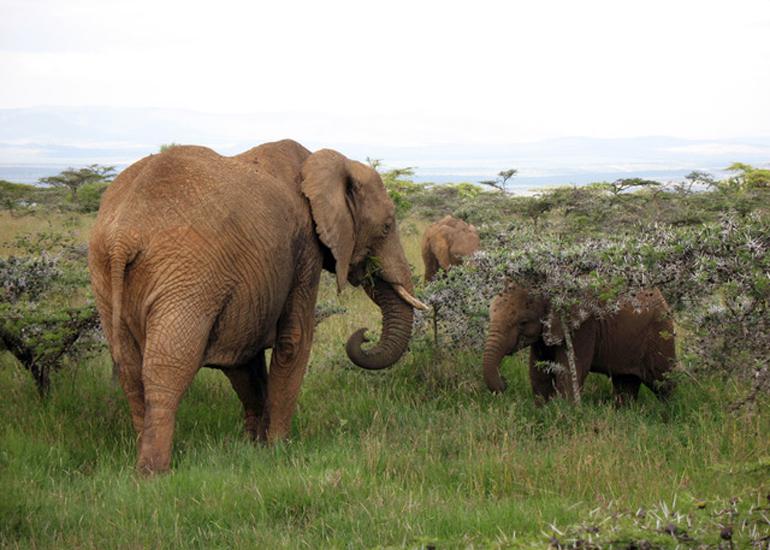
479,169,518,193
39,164,116,201
679,170,716,194
599,177,661,198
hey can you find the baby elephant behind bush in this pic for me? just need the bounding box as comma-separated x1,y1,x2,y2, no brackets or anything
482,284,676,403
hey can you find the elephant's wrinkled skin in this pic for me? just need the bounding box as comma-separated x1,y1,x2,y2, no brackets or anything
88,139,426,474
421,215,480,282
482,284,676,403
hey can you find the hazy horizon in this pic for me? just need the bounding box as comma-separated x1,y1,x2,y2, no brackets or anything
2,1,769,187
1,104,767,189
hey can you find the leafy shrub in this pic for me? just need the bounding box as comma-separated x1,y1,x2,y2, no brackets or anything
723,162,770,190
0,180,68,215
76,181,110,212
419,215,770,405
0,230,101,394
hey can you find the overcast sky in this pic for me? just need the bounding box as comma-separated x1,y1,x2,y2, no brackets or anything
2,0,770,143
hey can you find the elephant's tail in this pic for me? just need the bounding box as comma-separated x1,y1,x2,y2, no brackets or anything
109,236,139,367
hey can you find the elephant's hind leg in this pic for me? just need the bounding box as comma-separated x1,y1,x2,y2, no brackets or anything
117,333,145,436
137,308,213,474
612,374,641,405
223,352,269,442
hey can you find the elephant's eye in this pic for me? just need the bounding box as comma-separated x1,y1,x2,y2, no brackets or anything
382,222,392,236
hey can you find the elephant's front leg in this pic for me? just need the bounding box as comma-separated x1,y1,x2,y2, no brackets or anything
265,283,318,443
222,352,269,441
529,350,557,405
612,375,642,405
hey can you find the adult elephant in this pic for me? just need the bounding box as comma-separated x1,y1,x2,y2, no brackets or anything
482,284,675,403
421,215,480,282
88,139,427,474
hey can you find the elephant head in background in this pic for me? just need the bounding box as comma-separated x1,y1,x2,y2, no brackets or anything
482,284,675,403
89,139,427,473
421,215,480,282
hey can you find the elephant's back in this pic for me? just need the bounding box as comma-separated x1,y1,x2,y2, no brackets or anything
232,139,311,186
447,224,480,257
103,147,239,225
594,288,674,375
89,145,314,337
94,145,309,243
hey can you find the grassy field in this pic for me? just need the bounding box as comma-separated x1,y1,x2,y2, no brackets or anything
1,212,769,548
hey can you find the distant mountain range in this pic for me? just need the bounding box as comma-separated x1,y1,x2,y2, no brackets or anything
1,106,769,188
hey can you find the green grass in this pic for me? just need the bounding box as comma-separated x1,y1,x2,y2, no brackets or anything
1,212,768,548
1,332,768,547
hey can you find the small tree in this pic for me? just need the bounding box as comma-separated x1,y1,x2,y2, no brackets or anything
479,169,518,193
724,162,770,189
602,177,661,197
39,164,116,201
678,170,716,194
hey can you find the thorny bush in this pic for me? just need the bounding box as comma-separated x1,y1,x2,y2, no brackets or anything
418,214,770,405
0,230,101,395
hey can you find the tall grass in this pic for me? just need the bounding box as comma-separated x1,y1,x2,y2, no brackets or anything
0,214,768,548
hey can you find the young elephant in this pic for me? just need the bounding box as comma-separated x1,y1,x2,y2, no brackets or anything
482,284,676,403
421,215,480,282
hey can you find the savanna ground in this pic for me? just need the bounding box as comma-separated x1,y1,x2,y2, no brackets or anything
1,170,769,548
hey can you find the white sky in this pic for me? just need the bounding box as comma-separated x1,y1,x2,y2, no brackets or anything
2,0,770,142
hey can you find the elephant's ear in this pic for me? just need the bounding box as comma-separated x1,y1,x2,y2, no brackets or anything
542,303,589,346
301,149,355,292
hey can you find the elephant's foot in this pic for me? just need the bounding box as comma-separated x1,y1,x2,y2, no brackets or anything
649,377,675,401
484,372,508,393
244,412,269,443
612,375,641,406
136,449,172,476
490,377,507,393
135,405,177,476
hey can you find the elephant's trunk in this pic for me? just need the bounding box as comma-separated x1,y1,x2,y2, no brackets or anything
483,327,514,393
346,278,414,370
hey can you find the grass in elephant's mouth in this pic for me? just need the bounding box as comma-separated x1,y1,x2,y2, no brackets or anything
0,217,768,548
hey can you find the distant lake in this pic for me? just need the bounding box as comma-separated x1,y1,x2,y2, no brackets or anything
0,164,89,185
0,162,723,194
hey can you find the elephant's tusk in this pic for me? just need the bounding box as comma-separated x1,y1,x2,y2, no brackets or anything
394,284,430,310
